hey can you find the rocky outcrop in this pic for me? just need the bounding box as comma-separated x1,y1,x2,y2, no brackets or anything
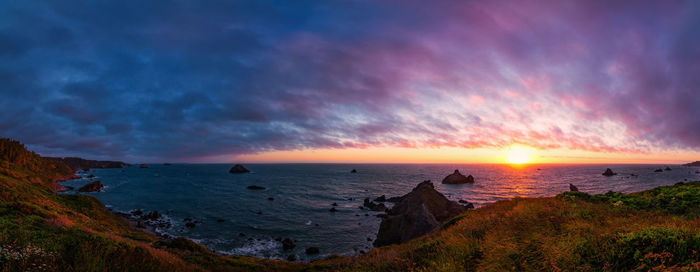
363,198,387,211
78,181,104,192
441,170,474,184
229,164,250,173
664,166,672,171
602,168,617,176
351,169,357,173
374,180,471,247
52,157,128,171
247,185,265,190
654,169,663,172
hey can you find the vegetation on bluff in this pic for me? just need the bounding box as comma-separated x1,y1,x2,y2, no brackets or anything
1,137,698,271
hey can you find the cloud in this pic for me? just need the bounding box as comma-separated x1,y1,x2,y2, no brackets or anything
0,0,698,162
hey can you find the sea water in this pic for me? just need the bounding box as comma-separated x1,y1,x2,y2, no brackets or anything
59,163,699,261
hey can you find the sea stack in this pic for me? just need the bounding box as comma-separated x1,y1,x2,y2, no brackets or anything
441,169,474,184
602,168,617,176
78,181,104,192
229,164,250,173
374,180,471,247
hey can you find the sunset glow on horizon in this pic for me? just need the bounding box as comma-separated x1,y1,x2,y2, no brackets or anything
1,1,699,164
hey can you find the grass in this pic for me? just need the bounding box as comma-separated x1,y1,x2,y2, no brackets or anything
1,138,699,271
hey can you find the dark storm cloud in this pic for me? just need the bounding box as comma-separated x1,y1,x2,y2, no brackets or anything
0,0,698,162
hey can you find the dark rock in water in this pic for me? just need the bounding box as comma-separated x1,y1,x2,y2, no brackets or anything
229,164,250,173
664,166,672,171
164,163,172,166
184,218,192,222
216,219,225,223
602,168,617,176
131,210,143,216
267,197,274,201
696,171,700,174
351,169,357,173
142,211,161,220
239,233,246,237
78,181,104,192
374,180,470,247
282,238,296,250
363,198,387,211
374,195,387,202
442,170,475,184
329,207,338,212
185,222,196,228
305,247,320,255
331,202,338,206
569,184,579,192
140,164,148,168
458,199,469,204
87,174,95,178
654,169,663,172
287,255,296,261
367,237,372,241
247,185,265,190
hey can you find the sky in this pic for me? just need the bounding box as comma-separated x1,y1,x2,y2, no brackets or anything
1,0,699,164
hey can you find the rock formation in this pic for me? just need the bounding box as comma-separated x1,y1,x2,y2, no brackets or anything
374,180,471,247
78,181,104,192
247,185,265,190
363,198,387,211
229,164,250,173
602,168,617,176
441,170,474,184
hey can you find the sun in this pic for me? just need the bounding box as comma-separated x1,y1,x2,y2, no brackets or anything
506,145,534,164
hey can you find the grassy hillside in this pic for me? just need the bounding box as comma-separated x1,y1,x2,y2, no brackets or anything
0,139,300,271
1,138,698,271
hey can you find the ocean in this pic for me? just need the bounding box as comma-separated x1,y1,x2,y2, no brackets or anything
59,163,699,261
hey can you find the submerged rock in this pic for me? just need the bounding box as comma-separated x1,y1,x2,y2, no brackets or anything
351,169,357,173
229,164,250,173
441,170,474,184
569,184,579,192
247,185,265,190
602,168,617,176
374,180,471,247
78,181,104,192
